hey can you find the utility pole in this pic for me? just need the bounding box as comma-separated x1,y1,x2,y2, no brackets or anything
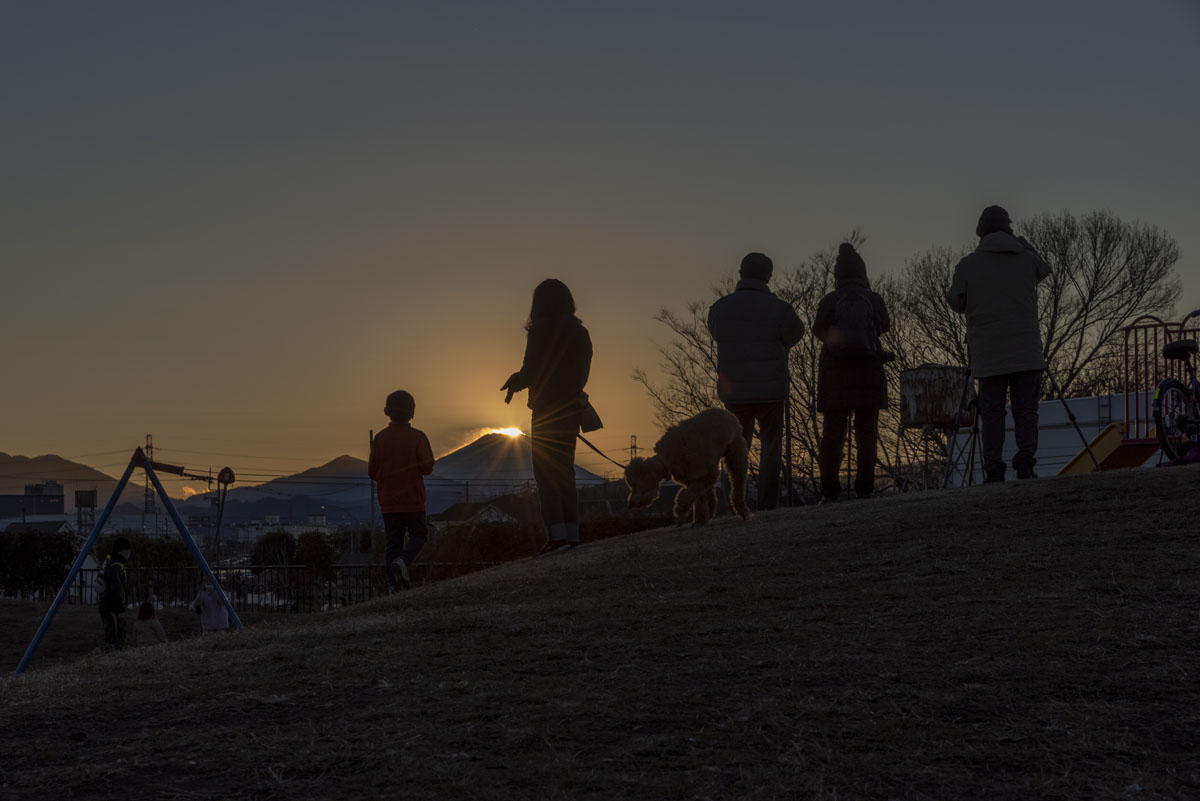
629,435,638,461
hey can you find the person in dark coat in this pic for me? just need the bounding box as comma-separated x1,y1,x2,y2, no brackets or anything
707,253,806,510
501,279,593,554
97,537,131,650
811,243,891,502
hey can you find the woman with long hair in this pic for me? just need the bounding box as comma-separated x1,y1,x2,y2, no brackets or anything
501,279,593,554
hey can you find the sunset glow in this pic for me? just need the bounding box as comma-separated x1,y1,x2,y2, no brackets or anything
2,3,1196,490
489,427,524,438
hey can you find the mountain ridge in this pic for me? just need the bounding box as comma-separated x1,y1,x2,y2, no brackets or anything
3,435,609,521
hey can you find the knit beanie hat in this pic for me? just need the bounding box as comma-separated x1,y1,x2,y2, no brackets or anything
113,537,132,554
384,390,416,419
739,252,773,281
833,243,868,284
976,205,1013,237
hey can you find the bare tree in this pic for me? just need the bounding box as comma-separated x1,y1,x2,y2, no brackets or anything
632,300,725,434
634,235,864,497
892,211,1180,397
1027,210,1180,396
633,211,1180,496
887,248,969,371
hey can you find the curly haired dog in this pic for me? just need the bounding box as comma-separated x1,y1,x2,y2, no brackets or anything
624,408,751,526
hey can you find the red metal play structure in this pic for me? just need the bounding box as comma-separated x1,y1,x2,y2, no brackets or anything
1060,310,1200,474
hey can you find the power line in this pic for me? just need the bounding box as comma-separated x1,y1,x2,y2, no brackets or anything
154,448,340,462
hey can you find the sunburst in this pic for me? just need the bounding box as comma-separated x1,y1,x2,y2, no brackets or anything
488,427,524,438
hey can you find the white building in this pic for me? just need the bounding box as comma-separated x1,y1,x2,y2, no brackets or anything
947,393,1161,485
230,515,334,545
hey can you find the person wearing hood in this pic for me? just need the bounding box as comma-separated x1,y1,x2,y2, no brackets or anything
946,205,1051,482
707,253,806,510
811,243,891,503
193,581,231,633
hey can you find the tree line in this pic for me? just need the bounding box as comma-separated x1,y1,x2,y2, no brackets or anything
0,528,344,598
634,210,1181,496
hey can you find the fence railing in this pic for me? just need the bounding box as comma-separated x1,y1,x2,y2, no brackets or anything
2,562,502,614
1123,312,1200,441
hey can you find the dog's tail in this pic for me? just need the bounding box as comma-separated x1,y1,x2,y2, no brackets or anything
724,435,751,520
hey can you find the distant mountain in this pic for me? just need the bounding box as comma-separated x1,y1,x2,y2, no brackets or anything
198,455,370,504
178,455,373,523
179,434,609,520
0,452,143,510
425,433,606,513
5,435,610,524
431,432,603,484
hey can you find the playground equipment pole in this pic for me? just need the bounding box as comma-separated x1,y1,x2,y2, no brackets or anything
1044,367,1101,470
14,456,138,675
15,448,243,676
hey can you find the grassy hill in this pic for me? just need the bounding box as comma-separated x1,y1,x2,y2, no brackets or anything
2,466,1198,800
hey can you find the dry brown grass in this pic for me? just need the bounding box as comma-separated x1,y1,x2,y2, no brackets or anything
3,466,1199,800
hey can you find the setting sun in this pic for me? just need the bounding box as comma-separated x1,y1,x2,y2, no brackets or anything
488,427,524,438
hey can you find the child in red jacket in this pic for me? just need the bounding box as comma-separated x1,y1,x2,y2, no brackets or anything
368,390,435,591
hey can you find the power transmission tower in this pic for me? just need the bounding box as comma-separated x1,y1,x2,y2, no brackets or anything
143,434,155,532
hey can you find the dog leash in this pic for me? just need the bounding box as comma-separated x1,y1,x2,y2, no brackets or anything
577,433,628,470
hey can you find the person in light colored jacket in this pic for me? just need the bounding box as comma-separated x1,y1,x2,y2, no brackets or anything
193,582,230,633
134,602,168,646
946,205,1051,482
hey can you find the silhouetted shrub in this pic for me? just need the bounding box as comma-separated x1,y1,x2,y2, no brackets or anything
295,531,337,581
250,530,297,575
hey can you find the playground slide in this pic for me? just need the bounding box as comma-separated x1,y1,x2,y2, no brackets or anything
1057,422,1160,475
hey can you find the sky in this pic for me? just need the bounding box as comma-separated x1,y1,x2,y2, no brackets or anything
3,0,1198,493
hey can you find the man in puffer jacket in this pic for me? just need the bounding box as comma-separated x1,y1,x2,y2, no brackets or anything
946,205,1052,482
707,252,806,510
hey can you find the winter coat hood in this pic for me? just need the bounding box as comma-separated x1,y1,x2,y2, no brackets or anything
946,234,1052,378
976,232,1027,255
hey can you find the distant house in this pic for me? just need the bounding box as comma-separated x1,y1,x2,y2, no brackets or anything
428,494,538,532
0,480,66,518
946,393,1159,486
2,520,75,536
230,515,334,545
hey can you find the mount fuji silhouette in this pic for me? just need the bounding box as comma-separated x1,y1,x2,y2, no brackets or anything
425,433,606,513
175,432,608,520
